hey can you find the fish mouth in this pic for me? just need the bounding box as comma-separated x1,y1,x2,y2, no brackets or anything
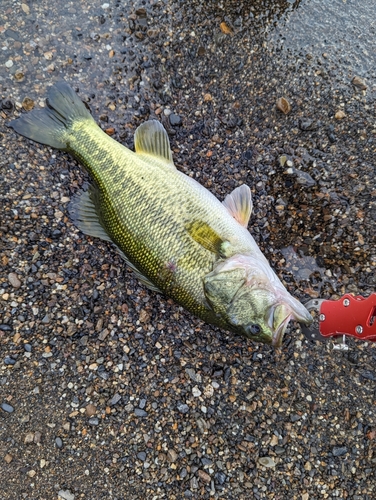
272,314,292,347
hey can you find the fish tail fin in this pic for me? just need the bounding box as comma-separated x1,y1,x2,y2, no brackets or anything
8,82,93,150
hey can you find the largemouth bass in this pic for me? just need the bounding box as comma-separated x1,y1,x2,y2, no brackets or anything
9,82,312,346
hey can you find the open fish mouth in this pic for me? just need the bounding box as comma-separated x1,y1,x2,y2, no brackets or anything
272,314,292,347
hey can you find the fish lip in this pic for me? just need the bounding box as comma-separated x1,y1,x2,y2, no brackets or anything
272,314,292,347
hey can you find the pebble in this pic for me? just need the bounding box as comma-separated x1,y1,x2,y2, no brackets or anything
24,432,34,444
109,393,121,406
8,272,21,288
85,404,97,416
335,110,346,120
177,402,189,413
0,324,12,332
137,451,146,461
4,356,16,366
258,457,276,468
167,449,178,462
1,403,14,413
58,490,75,500
22,97,35,111
5,60,14,68
55,437,63,448
192,386,202,397
4,454,13,464
352,76,367,90
215,471,227,485
169,113,182,126
134,408,148,417
276,96,291,114
88,417,99,426
332,446,347,457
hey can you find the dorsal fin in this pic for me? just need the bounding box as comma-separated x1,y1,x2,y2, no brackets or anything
222,184,252,227
134,120,174,165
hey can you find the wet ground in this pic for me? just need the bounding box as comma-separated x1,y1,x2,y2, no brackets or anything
1,0,376,499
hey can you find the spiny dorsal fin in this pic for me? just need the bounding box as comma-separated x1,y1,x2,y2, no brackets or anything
186,220,231,257
134,120,174,165
222,184,252,227
69,187,111,242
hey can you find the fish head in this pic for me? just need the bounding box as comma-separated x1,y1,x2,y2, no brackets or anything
204,254,312,347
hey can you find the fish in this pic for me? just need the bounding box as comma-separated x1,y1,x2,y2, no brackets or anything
9,82,312,347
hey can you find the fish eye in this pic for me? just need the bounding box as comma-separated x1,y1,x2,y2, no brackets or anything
248,324,261,336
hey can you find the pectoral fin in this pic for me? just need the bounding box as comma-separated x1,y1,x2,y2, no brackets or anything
69,186,112,242
134,120,174,166
186,220,231,257
222,184,252,227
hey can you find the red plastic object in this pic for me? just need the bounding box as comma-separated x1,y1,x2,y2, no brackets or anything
319,293,376,341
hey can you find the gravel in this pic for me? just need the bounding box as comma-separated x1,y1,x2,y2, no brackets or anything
1,0,376,499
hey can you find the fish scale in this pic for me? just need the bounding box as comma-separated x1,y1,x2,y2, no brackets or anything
68,119,226,323
9,82,313,346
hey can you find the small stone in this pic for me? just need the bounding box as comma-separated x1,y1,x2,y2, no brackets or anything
22,97,35,111
5,60,14,68
0,324,12,332
41,314,50,324
34,431,42,444
1,403,14,413
302,493,309,500
332,446,347,457
4,356,16,366
198,469,211,483
177,403,189,414
192,386,202,397
8,273,21,288
167,449,178,462
4,454,13,464
352,76,367,90
21,3,30,14
14,71,25,82
109,393,121,406
215,471,226,485
270,435,279,446
27,469,36,477
137,451,146,461
43,51,53,60
85,404,97,417
55,437,63,448
276,97,291,114
134,408,147,417
169,113,182,126
258,457,276,468
58,490,75,500
335,110,346,120
24,432,34,444
88,417,99,426
299,118,317,131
